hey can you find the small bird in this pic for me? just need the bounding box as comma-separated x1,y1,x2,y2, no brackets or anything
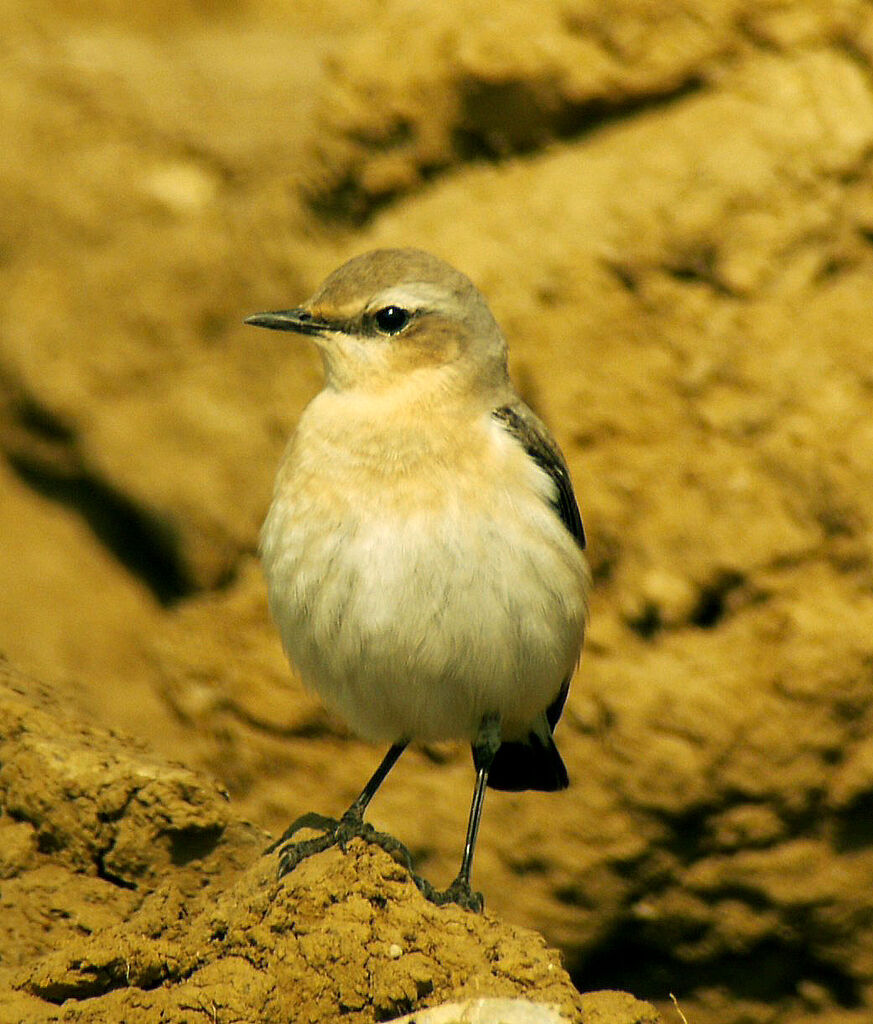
246,248,589,910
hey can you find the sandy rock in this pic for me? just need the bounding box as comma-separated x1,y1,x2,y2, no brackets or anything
0,665,650,1024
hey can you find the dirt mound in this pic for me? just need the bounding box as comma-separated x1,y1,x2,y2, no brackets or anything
0,665,656,1023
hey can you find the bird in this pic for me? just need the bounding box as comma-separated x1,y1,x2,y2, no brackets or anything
245,248,589,911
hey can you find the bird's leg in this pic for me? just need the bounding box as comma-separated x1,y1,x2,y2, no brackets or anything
418,713,501,913
266,741,413,879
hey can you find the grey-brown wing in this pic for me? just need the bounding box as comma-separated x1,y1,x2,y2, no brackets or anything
492,403,585,736
491,404,586,550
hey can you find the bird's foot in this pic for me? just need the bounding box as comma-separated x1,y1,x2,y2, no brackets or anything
266,813,484,912
265,808,416,880
413,873,485,913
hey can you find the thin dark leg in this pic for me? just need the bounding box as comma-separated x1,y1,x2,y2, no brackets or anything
419,713,501,912
456,758,491,889
346,741,407,822
266,742,411,881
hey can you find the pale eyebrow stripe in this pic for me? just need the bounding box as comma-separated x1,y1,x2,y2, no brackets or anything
368,283,449,310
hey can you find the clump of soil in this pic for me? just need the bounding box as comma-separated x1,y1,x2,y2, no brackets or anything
0,664,656,1023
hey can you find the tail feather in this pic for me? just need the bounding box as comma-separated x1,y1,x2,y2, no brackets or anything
486,729,569,792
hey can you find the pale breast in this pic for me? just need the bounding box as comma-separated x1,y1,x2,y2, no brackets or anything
260,395,589,743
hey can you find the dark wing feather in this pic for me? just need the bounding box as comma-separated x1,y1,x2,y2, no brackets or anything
491,405,585,550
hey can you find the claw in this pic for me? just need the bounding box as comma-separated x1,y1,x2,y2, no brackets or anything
267,807,417,883
277,830,336,878
267,809,485,911
263,811,342,855
413,874,485,912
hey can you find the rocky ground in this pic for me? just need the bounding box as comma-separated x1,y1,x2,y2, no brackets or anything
1,664,660,1023
3,1,873,1022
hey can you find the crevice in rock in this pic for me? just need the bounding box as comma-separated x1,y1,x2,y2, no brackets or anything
164,823,225,866
221,699,336,741
625,571,748,638
95,847,138,891
8,450,194,606
27,954,172,1004
454,72,706,162
625,601,663,640
660,807,714,865
309,73,706,225
570,933,862,1012
833,792,873,854
2,388,196,606
689,571,746,629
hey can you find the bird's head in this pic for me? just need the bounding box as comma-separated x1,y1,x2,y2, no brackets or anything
245,248,509,396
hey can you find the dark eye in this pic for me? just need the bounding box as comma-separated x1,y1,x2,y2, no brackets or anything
374,305,411,335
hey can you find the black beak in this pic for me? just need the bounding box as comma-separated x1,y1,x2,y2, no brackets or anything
244,308,333,335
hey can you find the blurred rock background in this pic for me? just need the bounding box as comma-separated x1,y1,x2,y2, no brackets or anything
3,2,873,1023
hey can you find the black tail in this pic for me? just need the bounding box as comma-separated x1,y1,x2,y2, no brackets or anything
485,730,569,792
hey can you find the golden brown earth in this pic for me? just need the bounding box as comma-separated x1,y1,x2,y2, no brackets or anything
3,2,873,1022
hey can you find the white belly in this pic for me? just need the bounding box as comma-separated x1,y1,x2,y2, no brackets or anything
260,407,589,743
